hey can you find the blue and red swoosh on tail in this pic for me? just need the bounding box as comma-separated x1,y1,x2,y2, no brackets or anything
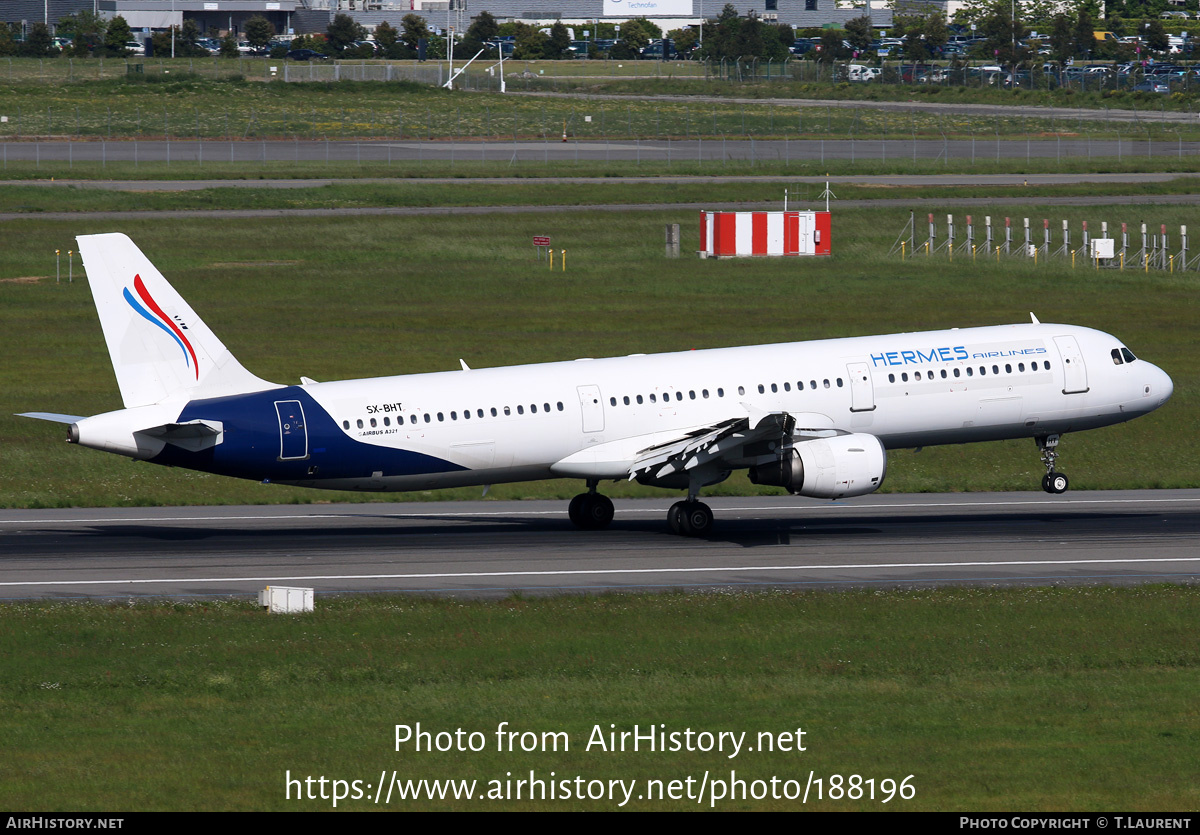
122,274,199,379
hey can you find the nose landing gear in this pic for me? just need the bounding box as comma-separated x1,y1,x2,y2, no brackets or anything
568,481,614,530
1037,434,1069,494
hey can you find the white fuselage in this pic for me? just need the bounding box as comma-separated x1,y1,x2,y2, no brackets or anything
280,322,1171,492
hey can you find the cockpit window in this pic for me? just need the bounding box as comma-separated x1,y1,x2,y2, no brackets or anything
1121,348,1137,363
1111,348,1124,365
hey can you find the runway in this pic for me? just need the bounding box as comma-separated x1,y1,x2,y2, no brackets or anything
1,491,1197,601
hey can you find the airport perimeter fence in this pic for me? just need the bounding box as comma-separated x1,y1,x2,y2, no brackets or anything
4,54,1200,95
4,133,1200,169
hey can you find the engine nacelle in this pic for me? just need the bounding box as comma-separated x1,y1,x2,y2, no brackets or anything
749,433,887,499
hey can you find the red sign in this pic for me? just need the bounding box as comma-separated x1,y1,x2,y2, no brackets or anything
533,236,551,246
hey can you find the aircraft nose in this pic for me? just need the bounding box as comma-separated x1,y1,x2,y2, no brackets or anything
1157,366,1174,405
1148,364,1173,407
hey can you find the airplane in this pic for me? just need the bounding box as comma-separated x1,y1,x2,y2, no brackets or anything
19,233,1173,537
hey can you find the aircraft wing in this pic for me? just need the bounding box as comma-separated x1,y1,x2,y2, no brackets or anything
550,410,842,483
628,412,793,482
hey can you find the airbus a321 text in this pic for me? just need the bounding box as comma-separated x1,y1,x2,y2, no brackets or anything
20,234,1173,537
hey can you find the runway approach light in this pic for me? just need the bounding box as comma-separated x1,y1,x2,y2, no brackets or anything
259,586,314,614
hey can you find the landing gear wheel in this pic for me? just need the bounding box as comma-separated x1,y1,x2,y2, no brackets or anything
1048,472,1069,494
669,501,713,538
568,492,614,530
668,501,688,536
1036,434,1069,495
568,493,587,527
585,494,615,529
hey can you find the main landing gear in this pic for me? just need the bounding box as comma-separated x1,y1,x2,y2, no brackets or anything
1037,434,1069,494
667,500,713,538
568,483,615,530
566,482,716,538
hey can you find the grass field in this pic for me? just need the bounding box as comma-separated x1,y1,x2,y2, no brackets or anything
1,587,1197,810
5,176,1200,213
3,72,1199,143
1,198,1195,508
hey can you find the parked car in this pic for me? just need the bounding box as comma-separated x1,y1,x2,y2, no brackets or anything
638,39,675,59
285,49,330,61
1131,79,1170,92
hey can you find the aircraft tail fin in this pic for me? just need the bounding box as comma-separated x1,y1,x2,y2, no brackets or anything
77,233,276,409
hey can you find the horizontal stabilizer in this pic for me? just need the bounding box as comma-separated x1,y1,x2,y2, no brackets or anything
17,412,86,424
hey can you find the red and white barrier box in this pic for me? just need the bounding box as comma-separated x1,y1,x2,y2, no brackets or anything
699,211,831,258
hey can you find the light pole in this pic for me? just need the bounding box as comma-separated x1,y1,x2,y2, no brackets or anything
1011,0,1016,71
494,38,505,92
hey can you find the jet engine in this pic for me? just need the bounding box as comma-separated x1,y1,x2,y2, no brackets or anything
749,433,887,499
